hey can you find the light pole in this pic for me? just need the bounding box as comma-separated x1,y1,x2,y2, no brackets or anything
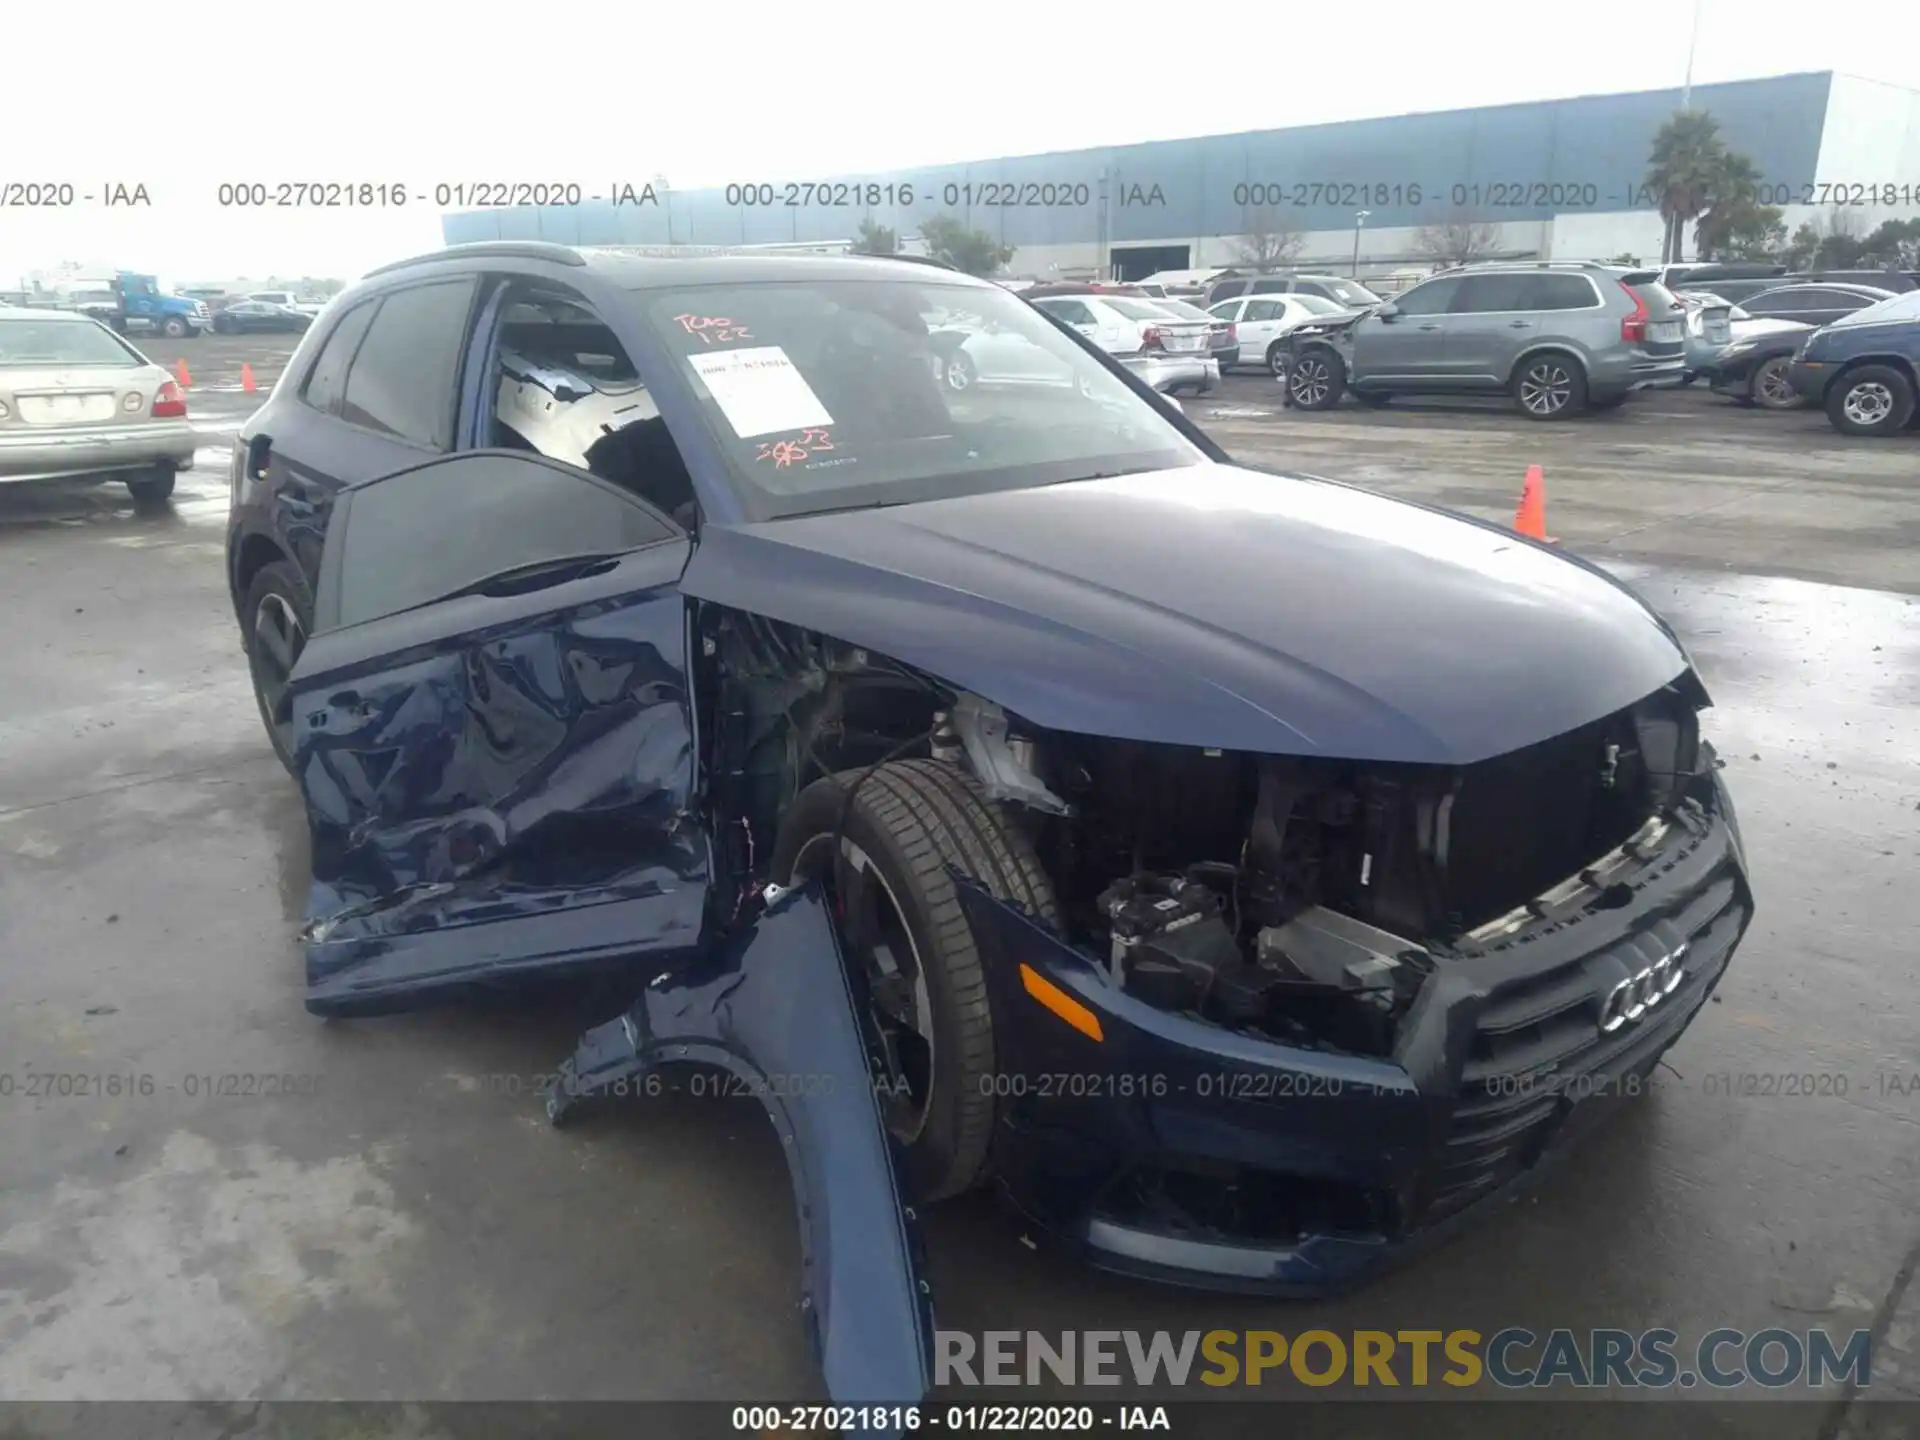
1680,0,1703,110
1352,210,1371,277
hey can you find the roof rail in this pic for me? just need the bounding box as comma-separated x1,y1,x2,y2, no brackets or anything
362,241,586,278
857,253,959,271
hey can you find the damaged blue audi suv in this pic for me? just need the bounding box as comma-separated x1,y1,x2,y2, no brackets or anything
225,242,1753,1409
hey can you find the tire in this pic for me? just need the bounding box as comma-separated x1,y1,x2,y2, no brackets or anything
769,758,1060,1202
1286,346,1345,409
161,316,189,338
1749,355,1801,411
1513,351,1588,420
240,558,314,773
1824,365,1915,437
942,350,977,392
126,468,175,505
1265,342,1288,378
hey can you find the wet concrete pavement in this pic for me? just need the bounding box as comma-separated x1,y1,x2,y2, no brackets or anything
1,351,1916,1434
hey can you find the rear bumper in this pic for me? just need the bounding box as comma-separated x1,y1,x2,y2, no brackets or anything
0,420,198,482
1124,354,1216,392
1624,353,1687,391
956,785,1750,1295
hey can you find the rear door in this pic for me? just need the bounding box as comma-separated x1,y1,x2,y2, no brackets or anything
243,282,479,589
283,449,707,1015
1438,272,1542,382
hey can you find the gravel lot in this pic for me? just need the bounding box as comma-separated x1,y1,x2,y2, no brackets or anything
2,333,1915,1435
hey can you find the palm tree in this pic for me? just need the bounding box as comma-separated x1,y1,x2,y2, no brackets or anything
1693,152,1780,259
1645,110,1728,264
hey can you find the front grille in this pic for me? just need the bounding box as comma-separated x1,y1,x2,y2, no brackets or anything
1424,872,1747,1221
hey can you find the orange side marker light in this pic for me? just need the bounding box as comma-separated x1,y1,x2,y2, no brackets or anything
1019,963,1104,1042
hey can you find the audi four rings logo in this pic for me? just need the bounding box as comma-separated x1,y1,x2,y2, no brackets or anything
1598,946,1688,1032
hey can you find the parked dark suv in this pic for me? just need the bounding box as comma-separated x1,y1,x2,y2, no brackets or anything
1787,289,1920,437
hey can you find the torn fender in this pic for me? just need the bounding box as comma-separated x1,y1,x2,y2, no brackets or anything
546,882,933,1411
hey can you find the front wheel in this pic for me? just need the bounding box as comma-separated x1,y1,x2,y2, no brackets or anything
1286,347,1346,409
161,316,189,338
1750,355,1802,411
1825,366,1913,436
1266,342,1288,378
769,759,1060,1202
1513,352,1589,420
942,350,977,392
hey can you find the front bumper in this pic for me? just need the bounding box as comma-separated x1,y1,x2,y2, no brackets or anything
955,788,1751,1294
1125,353,1217,393
1789,359,1831,401
0,419,198,483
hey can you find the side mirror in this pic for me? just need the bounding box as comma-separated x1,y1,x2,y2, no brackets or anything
1374,302,1400,321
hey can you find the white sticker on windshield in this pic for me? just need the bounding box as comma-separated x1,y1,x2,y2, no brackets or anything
687,346,834,439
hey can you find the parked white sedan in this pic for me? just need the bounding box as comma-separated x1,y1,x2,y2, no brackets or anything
0,308,195,503
1028,293,1217,394
1208,292,1356,376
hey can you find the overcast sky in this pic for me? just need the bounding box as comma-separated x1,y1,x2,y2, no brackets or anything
4,0,1917,284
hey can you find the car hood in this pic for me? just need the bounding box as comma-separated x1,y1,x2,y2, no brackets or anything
681,464,1693,765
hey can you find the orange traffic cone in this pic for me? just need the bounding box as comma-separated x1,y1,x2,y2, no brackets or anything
174,358,192,389
1513,464,1557,543
240,362,257,393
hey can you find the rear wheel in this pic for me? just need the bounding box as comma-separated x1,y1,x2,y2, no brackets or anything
1750,355,1801,411
1513,351,1588,420
1825,365,1914,437
770,759,1059,1201
1265,342,1288,378
241,559,314,772
126,467,175,505
1286,347,1345,409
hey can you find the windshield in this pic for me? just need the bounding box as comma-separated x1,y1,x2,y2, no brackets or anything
1152,299,1214,322
1294,294,1348,315
0,317,142,367
1101,296,1180,322
641,278,1199,521
1832,291,1920,327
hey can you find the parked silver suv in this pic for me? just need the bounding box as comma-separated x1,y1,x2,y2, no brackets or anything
1282,262,1687,419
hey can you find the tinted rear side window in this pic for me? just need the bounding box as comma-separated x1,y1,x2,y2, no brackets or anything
301,300,378,414
1449,275,1535,313
334,452,675,630
1523,275,1599,310
338,280,477,449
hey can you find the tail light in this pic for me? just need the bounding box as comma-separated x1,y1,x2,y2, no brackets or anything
151,380,187,418
1141,326,1165,351
1225,323,1238,342
1619,283,1651,342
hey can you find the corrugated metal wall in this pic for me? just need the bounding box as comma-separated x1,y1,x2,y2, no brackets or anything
443,73,1834,250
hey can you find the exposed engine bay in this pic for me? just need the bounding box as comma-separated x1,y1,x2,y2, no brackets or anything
709,610,1710,1059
